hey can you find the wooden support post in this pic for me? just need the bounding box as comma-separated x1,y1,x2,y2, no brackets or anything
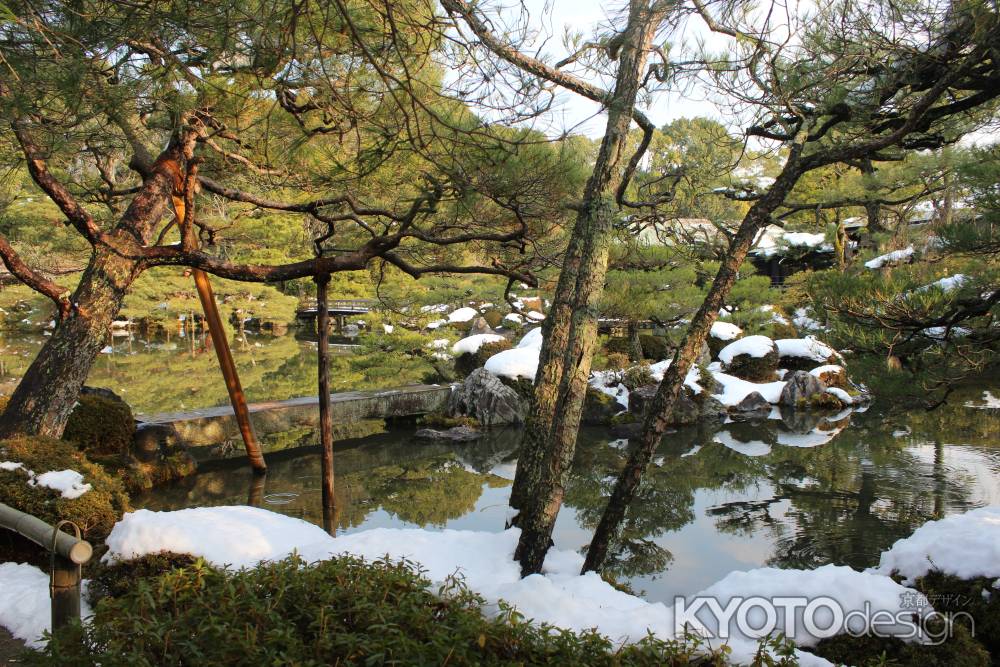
193,268,266,473
315,273,335,530
50,553,80,632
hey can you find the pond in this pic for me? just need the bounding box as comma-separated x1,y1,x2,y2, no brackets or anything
135,388,1000,603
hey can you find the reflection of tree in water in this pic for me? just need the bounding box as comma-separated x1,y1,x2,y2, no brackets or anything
706,403,988,571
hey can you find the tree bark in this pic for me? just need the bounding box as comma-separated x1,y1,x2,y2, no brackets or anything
510,0,664,576
583,152,807,573
0,138,192,439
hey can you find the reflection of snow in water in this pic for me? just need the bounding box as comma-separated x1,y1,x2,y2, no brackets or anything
263,492,299,505
965,390,1000,410
714,430,772,457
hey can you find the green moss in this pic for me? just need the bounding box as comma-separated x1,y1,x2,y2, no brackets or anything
481,309,503,329
63,394,135,458
639,334,670,361
417,412,480,428
914,571,1000,658
810,619,988,666
0,436,130,540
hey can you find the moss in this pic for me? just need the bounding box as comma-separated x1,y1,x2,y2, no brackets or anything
0,436,130,541
582,388,619,426
605,352,630,370
914,571,1000,658
417,412,480,429
63,394,135,458
810,619,988,666
803,391,845,410
725,349,780,382
813,367,849,388
498,376,535,402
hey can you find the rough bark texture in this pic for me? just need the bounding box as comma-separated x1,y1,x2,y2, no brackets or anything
0,140,190,439
510,0,664,576
582,152,807,573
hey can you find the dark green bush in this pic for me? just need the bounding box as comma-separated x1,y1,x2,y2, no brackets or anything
622,365,655,391
482,309,504,329
86,552,199,604
639,335,670,361
0,436,130,540
725,349,780,382
34,555,728,666
63,394,135,458
605,337,634,356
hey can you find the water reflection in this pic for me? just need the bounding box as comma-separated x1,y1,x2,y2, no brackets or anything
137,393,1000,602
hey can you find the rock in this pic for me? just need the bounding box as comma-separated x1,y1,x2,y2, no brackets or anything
779,370,827,407
447,368,526,426
415,426,482,442
628,384,721,426
725,349,780,382
80,385,129,406
697,341,712,366
467,316,494,336
131,423,180,463
730,391,771,421
582,388,621,425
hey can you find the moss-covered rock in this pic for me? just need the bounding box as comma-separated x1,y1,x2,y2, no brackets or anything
915,571,1000,659
481,309,503,329
0,436,130,541
725,348,780,382
454,339,513,377
582,388,620,426
63,391,135,458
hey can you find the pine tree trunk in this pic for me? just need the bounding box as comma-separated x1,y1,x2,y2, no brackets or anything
0,138,187,439
582,158,807,573
628,321,643,362
0,248,139,438
510,2,662,576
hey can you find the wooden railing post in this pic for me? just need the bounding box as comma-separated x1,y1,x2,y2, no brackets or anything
314,273,336,532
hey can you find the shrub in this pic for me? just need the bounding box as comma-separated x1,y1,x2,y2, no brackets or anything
481,309,503,329
33,555,728,666
604,337,634,356
725,349,780,382
63,393,135,458
605,352,631,370
86,552,199,605
622,364,655,391
0,436,130,540
639,334,670,361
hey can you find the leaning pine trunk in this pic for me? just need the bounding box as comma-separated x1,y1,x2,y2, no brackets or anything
510,0,662,577
582,154,807,573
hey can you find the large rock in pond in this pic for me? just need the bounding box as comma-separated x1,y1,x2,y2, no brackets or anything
779,370,827,407
730,391,771,421
447,368,526,426
719,335,780,382
628,384,725,426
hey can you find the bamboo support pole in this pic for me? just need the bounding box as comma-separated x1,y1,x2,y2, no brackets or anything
193,268,266,472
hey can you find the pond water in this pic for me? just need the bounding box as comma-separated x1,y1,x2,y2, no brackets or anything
136,389,1000,603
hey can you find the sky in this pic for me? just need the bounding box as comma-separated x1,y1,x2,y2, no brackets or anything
499,0,731,138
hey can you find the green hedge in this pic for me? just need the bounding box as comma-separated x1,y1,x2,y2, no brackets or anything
33,555,729,666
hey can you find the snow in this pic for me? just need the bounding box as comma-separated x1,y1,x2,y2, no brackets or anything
718,335,777,365
526,310,546,322
694,565,927,649
715,431,772,457
809,364,845,378
382,324,394,334
710,321,743,341
775,337,838,362
793,308,825,331
754,227,831,257
0,563,92,648
451,334,506,355
426,319,446,329
420,304,449,313
503,313,523,325
30,470,92,499
758,304,790,325
85,506,951,664
428,338,450,350
825,387,853,405
447,307,478,323
588,370,630,410
516,327,544,349
712,372,786,407
966,391,1000,410
484,347,539,381
874,506,1000,584
647,360,704,394
916,273,968,293
0,461,23,471
864,246,914,269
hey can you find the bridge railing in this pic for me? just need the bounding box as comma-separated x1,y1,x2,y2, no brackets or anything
0,502,92,635
297,298,377,314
